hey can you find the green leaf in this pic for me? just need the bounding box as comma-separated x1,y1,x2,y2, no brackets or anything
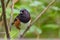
27,25,42,34
43,24,59,29
30,1,43,7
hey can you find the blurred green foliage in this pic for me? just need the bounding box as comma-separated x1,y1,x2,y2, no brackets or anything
0,0,60,38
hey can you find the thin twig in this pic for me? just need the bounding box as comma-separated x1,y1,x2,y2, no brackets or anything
0,0,10,22
20,0,56,38
1,0,10,39
9,0,14,30
6,0,10,7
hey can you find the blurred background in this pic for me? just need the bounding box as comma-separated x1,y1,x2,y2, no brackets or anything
0,0,60,39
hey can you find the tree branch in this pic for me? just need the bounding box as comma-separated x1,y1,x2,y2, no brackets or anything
0,14,2,21
9,0,14,30
1,0,10,39
0,0,10,22
20,0,56,38
6,0,10,7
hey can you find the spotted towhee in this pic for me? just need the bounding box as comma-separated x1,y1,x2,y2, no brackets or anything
12,9,31,30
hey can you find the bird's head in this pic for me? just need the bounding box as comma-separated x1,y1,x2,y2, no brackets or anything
19,9,30,23
20,9,30,17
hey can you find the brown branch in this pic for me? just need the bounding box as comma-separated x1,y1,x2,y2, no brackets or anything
6,0,10,7
0,14,2,21
20,0,56,38
1,0,10,39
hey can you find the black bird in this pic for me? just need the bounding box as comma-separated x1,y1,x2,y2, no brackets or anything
12,9,31,30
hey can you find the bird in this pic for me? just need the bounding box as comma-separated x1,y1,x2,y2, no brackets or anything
12,9,31,30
